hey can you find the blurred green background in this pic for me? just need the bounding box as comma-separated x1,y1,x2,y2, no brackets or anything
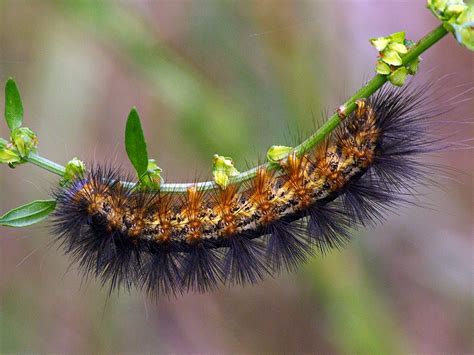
0,1,472,354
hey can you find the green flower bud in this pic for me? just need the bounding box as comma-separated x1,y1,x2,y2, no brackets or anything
61,157,86,185
213,170,230,190
453,21,474,50
428,0,473,51
389,67,408,87
0,145,21,164
381,49,403,66
388,42,408,54
369,37,390,51
266,145,293,163
452,5,474,51
370,31,420,82
407,57,422,75
10,127,38,158
212,154,239,189
375,61,391,75
427,0,449,20
139,159,163,189
389,31,406,43
445,2,468,17
370,30,422,85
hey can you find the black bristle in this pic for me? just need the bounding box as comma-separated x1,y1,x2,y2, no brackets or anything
265,221,313,272
306,200,352,254
95,233,142,293
179,242,223,293
221,235,269,285
139,244,182,298
369,83,441,192
339,173,397,227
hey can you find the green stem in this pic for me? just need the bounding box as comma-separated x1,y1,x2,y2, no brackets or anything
27,153,66,176
1,25,448,193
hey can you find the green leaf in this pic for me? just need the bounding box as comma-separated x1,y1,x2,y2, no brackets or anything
0,199,56,227
5,78,24,131
125,107,148,178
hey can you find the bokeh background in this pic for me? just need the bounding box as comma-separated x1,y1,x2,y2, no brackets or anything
1,1,472,354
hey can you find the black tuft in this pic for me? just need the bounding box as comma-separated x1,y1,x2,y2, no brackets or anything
265,221,313,272
306,200,352,254
221,235,269,285
138,243,182,298
179,242,223,294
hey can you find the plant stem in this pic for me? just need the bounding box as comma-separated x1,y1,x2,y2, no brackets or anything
27,153,66,176
1,25,448,193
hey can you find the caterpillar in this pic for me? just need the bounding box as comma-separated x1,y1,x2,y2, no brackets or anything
51,82,444,298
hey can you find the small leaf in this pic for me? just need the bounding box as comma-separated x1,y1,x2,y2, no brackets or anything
0,199,56,227
125,107,148,178
5,78,24,131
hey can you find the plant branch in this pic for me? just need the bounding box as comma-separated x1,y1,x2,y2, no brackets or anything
2,25,448,193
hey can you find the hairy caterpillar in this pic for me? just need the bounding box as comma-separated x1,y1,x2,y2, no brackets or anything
52,83,443,298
